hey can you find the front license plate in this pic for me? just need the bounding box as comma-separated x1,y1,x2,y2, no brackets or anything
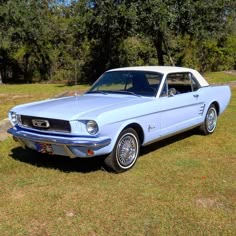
36,143,54,155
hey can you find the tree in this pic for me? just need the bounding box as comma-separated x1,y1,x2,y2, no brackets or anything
133,0,177,65
118,36,158,67
0,0,235,83
134,0,236,67
73,0,137,82
0,0,64,82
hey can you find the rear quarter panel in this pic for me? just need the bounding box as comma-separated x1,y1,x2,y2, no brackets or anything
200,85,231,114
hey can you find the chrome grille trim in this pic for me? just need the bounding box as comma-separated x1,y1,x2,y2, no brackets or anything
20,115,71,133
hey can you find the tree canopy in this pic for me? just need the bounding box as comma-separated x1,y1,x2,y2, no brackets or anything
0,0,235,84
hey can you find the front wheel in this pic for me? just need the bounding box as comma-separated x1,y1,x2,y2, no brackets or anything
200,104,218,135
103,128,140,173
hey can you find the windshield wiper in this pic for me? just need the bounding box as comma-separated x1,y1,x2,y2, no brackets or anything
86,91,108,95
109,90,141,97
86,90,141,97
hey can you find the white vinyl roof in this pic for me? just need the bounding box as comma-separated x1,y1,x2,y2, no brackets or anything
108,66,209,87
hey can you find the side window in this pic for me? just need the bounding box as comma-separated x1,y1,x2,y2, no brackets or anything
161,72,199,97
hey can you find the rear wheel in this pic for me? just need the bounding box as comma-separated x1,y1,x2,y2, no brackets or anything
200,104,218,135
104,128,140,173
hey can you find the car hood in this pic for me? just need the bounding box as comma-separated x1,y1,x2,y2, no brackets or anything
13,94,152,120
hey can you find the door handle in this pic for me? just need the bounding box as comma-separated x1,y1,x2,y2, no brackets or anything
193,94,199,98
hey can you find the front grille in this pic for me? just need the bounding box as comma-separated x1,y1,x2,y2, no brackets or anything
20,115,71,133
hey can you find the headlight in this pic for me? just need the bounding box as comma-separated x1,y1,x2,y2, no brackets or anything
86,120,98,135
9,112,17,125
9,112,22,126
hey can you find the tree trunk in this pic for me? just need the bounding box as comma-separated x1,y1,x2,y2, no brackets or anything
154,31,164,66
163,39,175,66
23,53,31,83
0,72,2,84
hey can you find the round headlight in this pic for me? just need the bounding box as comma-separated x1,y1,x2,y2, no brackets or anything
10,112,17,125
86,120,98,135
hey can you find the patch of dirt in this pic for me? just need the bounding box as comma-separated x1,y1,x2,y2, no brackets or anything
0,132,10,141
11,190,26,200
225,70,236,76
0,94,32,99
195,197,218,208
212,81,236,88
0,119,11,141
11,95,33,99
195,197,235,213
228,81,236,88
65,210,76,217
28,219,48,236
195,197,230,211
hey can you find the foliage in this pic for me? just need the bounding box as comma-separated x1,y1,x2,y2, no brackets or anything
118,36,158,67
0,0,236,84
0,0,54,82
174,35,236,72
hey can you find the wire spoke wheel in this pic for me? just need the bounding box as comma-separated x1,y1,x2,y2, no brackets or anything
206,107,217,132
116,133,138,168
104,128,140,173
200,104,218,135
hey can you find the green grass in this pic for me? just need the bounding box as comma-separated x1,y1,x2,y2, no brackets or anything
204,71,236,84
0,83,235,235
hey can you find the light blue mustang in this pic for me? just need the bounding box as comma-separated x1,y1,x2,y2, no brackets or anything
8,66,231,172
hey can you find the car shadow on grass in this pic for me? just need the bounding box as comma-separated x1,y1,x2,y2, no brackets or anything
10,128,201,173
10,147,105,173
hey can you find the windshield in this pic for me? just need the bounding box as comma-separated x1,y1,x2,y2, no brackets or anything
88,71,163,97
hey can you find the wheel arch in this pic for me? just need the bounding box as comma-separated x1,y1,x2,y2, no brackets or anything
103,123,143,173
211,101,220,115
122,123,145,145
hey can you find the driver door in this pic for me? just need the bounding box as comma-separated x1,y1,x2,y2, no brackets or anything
159,72,204,136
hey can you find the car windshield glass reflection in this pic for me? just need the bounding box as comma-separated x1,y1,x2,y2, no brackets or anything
88,71,163,97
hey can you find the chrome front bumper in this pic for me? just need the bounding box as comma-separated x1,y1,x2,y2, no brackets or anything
8,127,111,158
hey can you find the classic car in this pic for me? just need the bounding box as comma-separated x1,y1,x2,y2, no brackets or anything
8,66,231,172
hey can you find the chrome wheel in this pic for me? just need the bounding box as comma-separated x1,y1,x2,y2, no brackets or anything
200,104,218,135
103,128,140,173
116,133,139,169
206,106,217,133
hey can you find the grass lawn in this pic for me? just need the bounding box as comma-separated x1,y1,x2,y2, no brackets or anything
204,71,236,84
0,74,235,235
